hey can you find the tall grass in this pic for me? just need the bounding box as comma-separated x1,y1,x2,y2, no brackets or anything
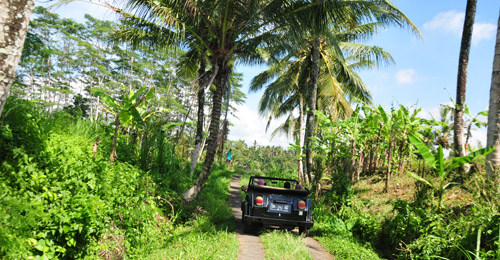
260,230,312,260
145,168,239,259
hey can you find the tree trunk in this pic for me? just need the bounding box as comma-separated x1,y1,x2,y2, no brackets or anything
385,134,393,193
486,10,500,183
372,126,382,173
368,141,374,173
176,99,194,145
110,114,120,163
191,58,218,174
305,37,321,183
0,0,35,116
350,139,356,182
183,62,225,203
298,94,306,184
454,0,477,158
218,71,231,164
356,149,364,181
464,122,472,155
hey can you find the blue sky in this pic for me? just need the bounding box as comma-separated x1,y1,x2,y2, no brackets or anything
40,0,500,148
231,1,499,148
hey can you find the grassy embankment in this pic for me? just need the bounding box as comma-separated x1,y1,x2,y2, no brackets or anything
0,97,238,259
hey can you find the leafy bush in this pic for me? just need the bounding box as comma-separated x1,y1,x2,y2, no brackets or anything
0,98,177,259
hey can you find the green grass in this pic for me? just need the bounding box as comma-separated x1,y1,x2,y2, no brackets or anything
145,169,239,259
145,218,238,260
260,230,312,260
316,235,383,260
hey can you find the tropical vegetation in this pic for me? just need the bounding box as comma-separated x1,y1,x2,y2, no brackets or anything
0,1,499,259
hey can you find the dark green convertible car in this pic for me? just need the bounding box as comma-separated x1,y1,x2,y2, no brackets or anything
241,176,313,236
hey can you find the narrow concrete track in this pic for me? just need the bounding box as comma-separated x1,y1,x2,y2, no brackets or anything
229,175,334,260
229,175,266,260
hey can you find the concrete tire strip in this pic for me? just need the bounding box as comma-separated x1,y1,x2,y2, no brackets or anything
229,175,334,260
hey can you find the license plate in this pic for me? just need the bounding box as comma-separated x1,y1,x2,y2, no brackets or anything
268,202,291,213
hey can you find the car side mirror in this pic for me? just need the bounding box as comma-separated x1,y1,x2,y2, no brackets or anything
241,185,248,192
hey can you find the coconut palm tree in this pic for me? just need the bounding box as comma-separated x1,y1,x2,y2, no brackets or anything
110,0,315,202
282,0,421,179
486,10,500,183
110,0,420,201
454,0,477,159
0,0,35,116
251,22,406,184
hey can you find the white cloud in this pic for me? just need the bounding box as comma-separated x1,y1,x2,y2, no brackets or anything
470,127,487,149
396,69,417,84
423,10,496,45
423,10,464,35
472,23,496,45
228,104,291,148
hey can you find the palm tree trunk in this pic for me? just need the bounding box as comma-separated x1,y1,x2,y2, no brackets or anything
454,0,477,158
218,72,231,164
486,11,500,183
191,59,218,174
177,101,193,145
305,37,321,183
298,94,306,184
183,62,225,203
0,0,35,116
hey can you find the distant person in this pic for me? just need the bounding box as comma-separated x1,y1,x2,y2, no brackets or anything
226,149,232,166
295,184,303,189
284,181,291,189
244,161,250,170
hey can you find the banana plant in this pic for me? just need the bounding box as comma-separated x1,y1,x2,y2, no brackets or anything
92,85,166,162
408,132,494,211
463,105,488,155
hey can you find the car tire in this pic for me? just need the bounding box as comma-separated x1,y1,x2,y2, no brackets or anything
243,221,253,234
299,226,309,237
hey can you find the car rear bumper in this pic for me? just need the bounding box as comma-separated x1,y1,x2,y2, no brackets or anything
244,215,314,228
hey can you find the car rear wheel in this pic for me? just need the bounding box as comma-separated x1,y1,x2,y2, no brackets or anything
299,226,309,237
244,221,255,234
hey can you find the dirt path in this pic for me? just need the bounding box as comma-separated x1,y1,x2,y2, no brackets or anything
229,175,334,260
229,175,266,260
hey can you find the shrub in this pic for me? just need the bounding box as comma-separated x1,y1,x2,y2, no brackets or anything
0,98,177,259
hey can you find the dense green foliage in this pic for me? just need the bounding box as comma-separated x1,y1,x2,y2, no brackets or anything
2,2,499,259
0,97,182,258
0,96,297,259
226,140,297,175
309,103,500,259
146,168,239,259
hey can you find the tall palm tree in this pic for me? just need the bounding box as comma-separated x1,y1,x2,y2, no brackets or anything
286,0,421,179
486,10,500,183
112,0,419,201
251,22,405,183
112,0,312,202
0,0,35,116
454,0,477,159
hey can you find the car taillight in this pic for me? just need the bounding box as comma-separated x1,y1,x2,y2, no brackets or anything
298,200,306,210
255,196,264,206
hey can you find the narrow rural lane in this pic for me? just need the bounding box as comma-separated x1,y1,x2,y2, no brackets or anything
229,175,266,260
229,175,334,260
